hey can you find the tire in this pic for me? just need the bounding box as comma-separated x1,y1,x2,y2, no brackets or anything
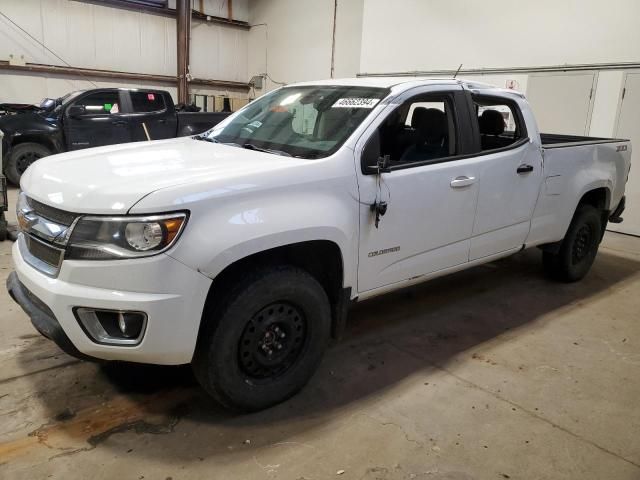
192,265,331,412
543,204,602,282
0,214,7,242
5,143,51,185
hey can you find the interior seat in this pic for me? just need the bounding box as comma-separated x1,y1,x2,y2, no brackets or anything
478,109,506,150
399,107,448,162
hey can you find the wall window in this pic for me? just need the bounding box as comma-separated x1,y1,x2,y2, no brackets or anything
73,91,120,115
118,0,167,7
130,91,166,113
376,95,457,165
473,96,526,151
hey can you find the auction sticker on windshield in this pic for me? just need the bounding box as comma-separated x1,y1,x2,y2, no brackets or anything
332,98,380,108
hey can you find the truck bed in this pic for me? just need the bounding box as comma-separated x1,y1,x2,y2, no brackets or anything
540,133,629,148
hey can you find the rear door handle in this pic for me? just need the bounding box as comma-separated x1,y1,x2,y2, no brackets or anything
112,120,127,126
450,176,477,188
517,164,534,174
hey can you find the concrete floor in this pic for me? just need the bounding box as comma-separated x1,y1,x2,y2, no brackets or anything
1,185,639,480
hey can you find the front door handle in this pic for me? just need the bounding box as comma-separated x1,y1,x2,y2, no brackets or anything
517,164,534,174
450,176,477,188
112,120,127,126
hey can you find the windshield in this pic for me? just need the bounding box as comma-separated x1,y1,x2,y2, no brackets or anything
203,85,389,159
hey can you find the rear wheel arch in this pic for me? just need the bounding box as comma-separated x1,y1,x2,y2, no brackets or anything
577,186,610,239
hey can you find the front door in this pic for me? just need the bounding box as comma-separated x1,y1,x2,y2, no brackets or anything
356,86,481,292
63,90,131,150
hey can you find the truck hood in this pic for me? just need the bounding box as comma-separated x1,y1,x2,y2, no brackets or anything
21,137,304,214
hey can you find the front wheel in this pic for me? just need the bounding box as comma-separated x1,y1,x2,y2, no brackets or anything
5,142,51,185
543,204,603,282
192,266,331,412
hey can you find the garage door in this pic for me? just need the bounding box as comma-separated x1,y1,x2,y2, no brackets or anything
526,73,596,135
609,72,640,236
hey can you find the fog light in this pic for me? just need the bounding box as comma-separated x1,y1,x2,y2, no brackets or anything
74,307,147,346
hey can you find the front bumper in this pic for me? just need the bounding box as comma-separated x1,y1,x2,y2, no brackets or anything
9,237,212,364
7,271,94,361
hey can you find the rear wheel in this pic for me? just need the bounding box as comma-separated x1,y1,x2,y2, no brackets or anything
543,204,602,282
192,265,331,412
5,142,51,185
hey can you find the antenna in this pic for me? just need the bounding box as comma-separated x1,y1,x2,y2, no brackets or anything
453,63,463,79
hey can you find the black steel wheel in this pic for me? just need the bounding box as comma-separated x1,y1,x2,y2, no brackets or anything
5,143,51,185
571,223,594,265
192,265,331,412
543,204,602,282
238,302,307,381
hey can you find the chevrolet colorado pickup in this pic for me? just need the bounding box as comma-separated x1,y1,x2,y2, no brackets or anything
7,78,631,411
0,88,230,185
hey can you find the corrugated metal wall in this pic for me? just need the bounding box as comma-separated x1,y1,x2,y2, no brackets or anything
0,0,249,103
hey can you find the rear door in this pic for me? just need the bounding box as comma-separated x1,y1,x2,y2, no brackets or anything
356,85,481,292
63,90,131,150
123,90,177,141
467,93,543,260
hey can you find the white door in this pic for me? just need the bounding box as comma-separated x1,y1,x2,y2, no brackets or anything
526,72,597,135
469,96,544,260
610,73,640,236
356,86,480,292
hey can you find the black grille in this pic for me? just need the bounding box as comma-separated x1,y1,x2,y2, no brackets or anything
27,197,76,226
25,235,63,267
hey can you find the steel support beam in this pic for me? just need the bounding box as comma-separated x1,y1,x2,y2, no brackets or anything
0,60,250,92
176,0,191,104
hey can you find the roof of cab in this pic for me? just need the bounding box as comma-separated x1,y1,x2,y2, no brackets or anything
289,77,459,89
286,77,525,98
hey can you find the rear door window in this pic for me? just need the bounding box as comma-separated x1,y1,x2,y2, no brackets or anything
130,91,166,113
472,96,526,151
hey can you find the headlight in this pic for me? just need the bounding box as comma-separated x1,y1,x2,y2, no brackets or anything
66,213,187,260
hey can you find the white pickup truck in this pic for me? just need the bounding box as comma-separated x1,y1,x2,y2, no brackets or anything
7,78,631,411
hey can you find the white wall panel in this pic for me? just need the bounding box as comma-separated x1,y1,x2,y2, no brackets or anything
589,71,625,138
333,0,364,79
248,0,334,90
360,0,640,74
0,0,246,80
191,22,248,82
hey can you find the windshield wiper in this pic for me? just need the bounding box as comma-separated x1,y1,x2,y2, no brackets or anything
195,136,243,147
243,143,292,157
194,135,219,143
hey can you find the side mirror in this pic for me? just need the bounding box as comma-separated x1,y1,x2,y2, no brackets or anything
67,105,85,118
362,129,391,174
